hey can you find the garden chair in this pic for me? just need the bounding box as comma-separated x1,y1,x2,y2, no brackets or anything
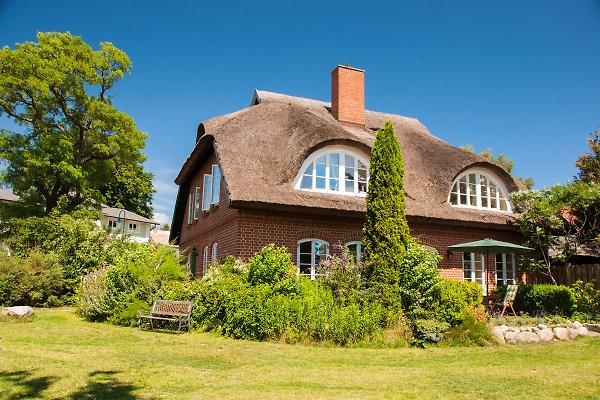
494,284,518,317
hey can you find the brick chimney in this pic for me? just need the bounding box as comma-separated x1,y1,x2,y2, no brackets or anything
331,65,365,129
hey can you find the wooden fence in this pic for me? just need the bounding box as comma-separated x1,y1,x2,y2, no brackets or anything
530,264,600,289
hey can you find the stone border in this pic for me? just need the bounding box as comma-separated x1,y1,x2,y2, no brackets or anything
491,320,600,344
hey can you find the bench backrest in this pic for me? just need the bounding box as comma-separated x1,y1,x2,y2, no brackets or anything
503,285,518,305
151,300,192,317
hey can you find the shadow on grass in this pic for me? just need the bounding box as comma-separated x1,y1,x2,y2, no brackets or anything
0,370,57,399
0,370,141,399
66,370,140,399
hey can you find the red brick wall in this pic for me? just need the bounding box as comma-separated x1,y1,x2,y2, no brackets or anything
331,65,365,128
410,221,527,292
179,153,241,277
237,208,364,261
179,153,526,288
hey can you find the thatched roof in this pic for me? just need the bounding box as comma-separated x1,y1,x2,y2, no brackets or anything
172,90,523,241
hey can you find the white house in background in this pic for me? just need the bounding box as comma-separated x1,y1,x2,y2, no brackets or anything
0,189,19,204
100,205,159,243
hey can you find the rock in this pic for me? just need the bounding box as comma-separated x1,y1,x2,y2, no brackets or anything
498,324,509,333
553,327,570,340
1,306,34,318
491,326,505,344
517,331,541,344
577,327,589,336
508,327,520,333
566,321,577,329
537,324,548,330
584,323,600,333
588,331,600,338
532,327,539,332
504,331,518,344
574,321,583,328
537,329,554,342
569,328,579,340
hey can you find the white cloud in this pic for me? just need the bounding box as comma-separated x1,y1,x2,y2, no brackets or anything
153,212,171,226
153,179,179,195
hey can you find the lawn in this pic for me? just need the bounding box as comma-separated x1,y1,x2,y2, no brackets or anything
1,309,599,399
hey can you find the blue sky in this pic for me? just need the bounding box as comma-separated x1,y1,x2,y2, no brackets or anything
1,1,599,225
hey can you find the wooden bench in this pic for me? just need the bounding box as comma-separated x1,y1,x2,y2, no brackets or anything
137,300,192,333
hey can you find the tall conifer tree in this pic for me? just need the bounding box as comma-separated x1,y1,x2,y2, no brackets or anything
363,121,410,307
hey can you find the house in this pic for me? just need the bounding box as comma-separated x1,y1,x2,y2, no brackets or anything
170,65,526,290
100,205,159,243
0,189,19,204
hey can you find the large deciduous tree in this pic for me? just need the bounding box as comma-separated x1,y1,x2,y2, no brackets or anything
0,32,154,217
512,183,600,284
363,121,410,307
576,127,600,184
460,145,534,189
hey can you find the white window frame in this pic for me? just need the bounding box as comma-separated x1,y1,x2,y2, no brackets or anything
187,193,194,224
203,246,209,276
107,219,117,229
463,252,486,293
128,222,139,233
194,186,201,220
293,146,370,197
448,169,512,212
211,242,218,264
297,239,329,280
496,253,516,286
344,241,362,263
211,165,221,205
202,174,213,211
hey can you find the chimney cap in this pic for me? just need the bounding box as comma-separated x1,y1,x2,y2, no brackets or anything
332,64,365,73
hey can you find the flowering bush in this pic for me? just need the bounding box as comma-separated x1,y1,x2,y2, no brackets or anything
316,246,371,305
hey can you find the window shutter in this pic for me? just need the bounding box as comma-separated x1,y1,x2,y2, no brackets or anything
194,186,201,219
188,194,193,224
211,165,221,204
202,174,213,211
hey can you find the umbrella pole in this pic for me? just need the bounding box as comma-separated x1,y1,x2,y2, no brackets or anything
486,249,489,300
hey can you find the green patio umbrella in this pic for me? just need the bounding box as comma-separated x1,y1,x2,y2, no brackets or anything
447,238,533,298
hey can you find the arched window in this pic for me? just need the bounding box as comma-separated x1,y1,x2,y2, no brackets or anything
211,243,218,264
449,170,511,212
297,239,329,279
294,147,369,196
344,241,362,263
202,246,209,276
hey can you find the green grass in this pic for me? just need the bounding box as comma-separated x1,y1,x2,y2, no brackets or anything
1,309,599,399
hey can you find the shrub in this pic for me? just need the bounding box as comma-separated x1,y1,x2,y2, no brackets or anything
1,214,129,297
436,280,482,326
397,240,443,320
411,318,450,346
247,244,294,285
439,310,496,347
571,280,600,319
76,244,186,325
514,284,576,316
0,251,64,307
190,250,393,346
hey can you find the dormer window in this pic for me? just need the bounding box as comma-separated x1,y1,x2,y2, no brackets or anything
449,170,511,212
294,147,369,196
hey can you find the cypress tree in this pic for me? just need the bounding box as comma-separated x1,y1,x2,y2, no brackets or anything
363,121,410,307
